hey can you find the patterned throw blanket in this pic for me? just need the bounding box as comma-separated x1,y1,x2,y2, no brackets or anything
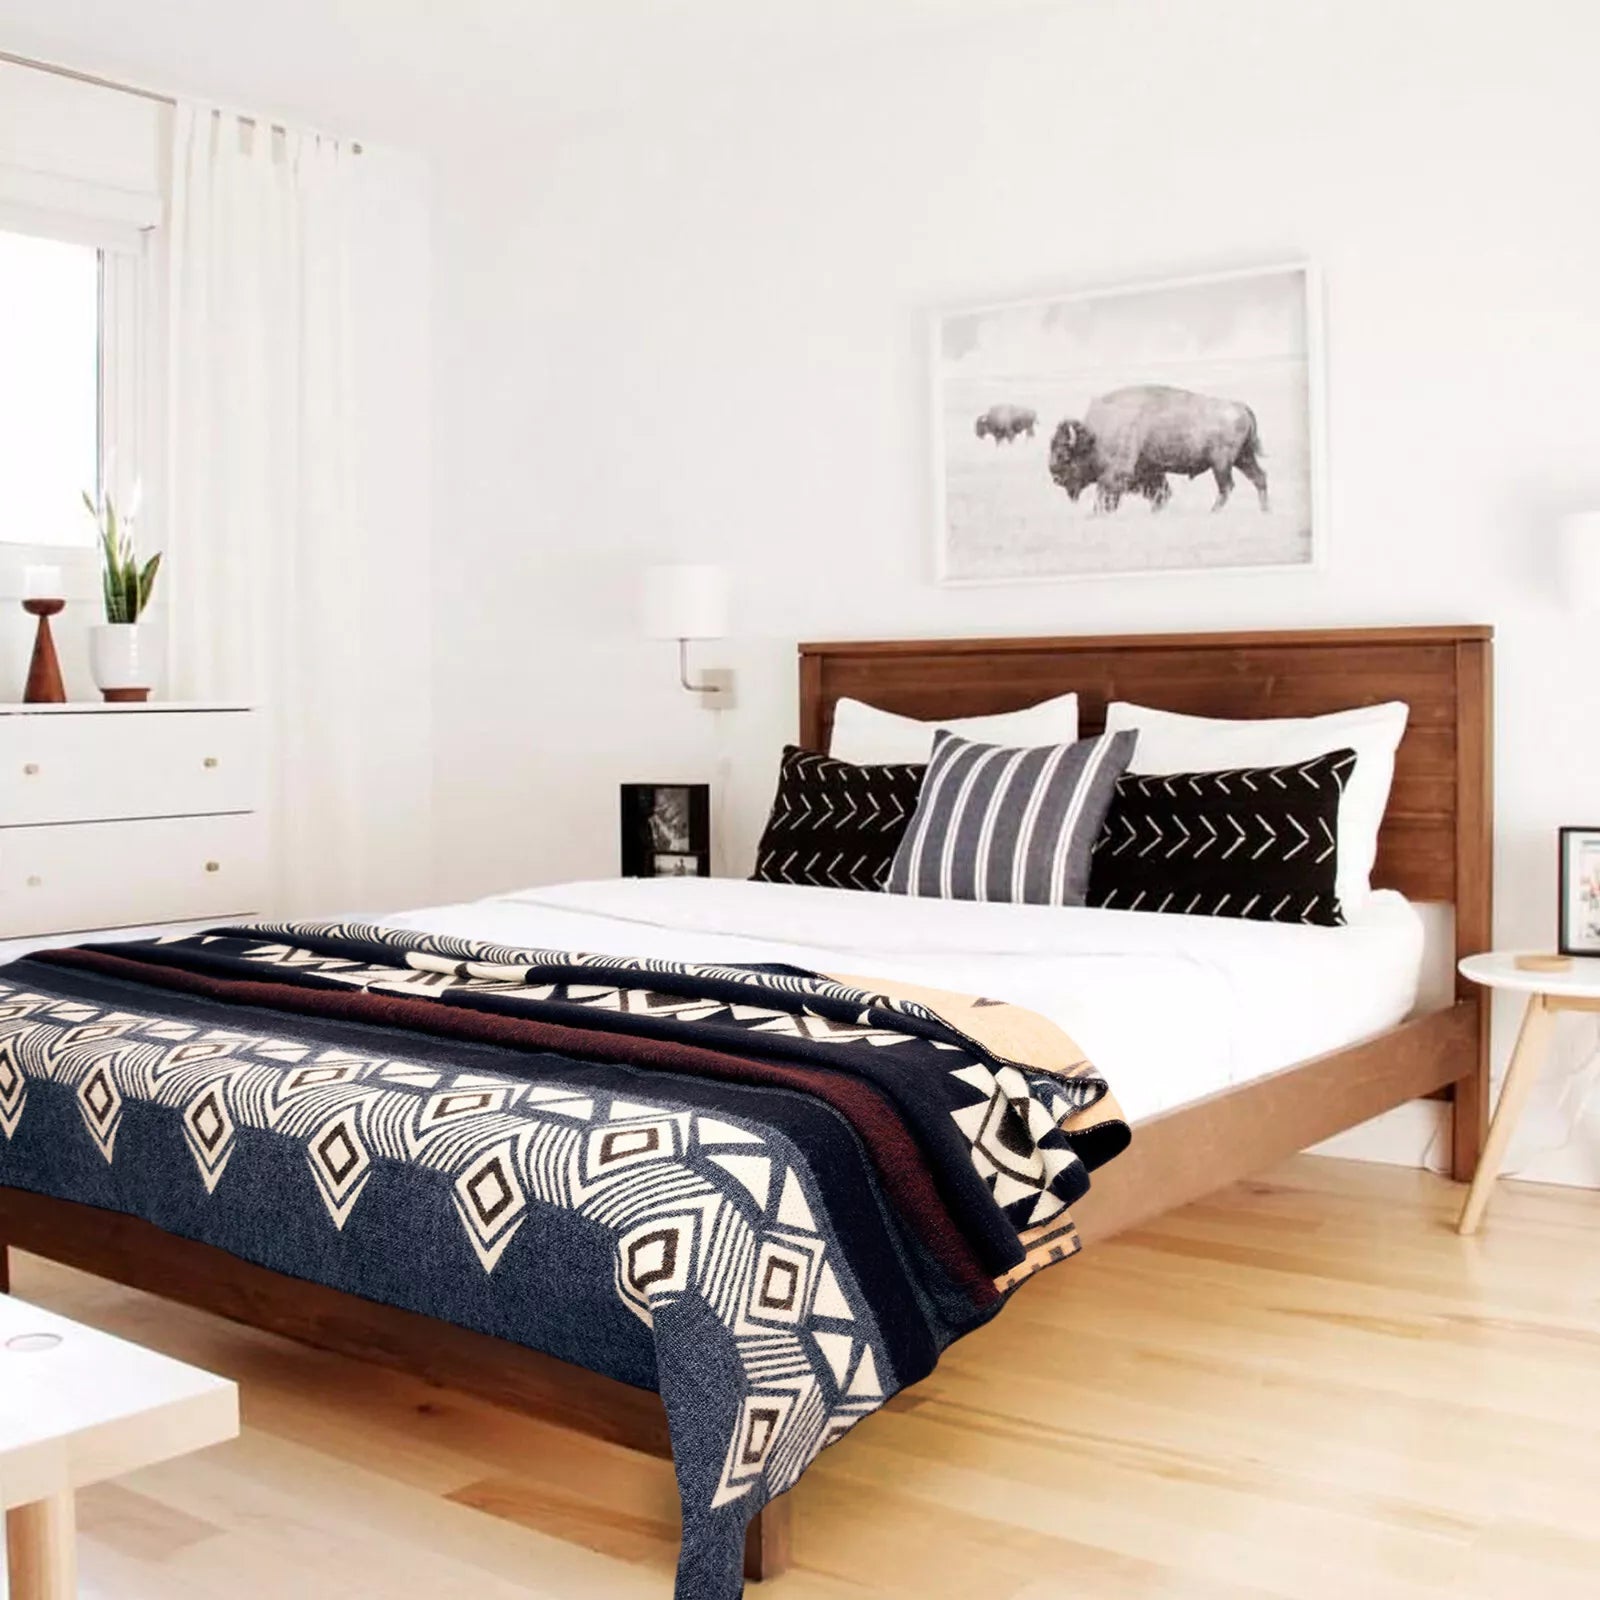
0,923,1129,1598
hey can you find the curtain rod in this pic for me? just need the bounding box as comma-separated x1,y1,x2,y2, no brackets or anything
0,47,364,154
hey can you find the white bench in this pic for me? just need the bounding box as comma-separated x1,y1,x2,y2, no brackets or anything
0,1292,238,1598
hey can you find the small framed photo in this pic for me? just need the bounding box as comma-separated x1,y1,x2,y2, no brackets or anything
652,852,702,878
1558,826,1600,955
620,784,710,878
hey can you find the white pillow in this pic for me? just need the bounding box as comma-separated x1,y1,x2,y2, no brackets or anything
828,692,1079,765
1102,699,1410,915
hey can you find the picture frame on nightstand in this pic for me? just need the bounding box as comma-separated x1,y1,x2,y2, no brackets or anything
620,783,710,878
1557,826,1600,955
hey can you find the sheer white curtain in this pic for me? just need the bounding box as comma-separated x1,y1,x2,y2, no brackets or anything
164,103,368,915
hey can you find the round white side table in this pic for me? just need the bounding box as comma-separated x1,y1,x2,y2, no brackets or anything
1456,951,1600,1234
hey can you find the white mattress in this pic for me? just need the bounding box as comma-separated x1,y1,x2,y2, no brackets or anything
382,878,1426,1125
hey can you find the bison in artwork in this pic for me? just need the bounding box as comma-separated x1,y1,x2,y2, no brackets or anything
974,403,1038,444
1049,385,1268,514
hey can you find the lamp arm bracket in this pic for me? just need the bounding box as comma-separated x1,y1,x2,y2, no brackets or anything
678,637,718,693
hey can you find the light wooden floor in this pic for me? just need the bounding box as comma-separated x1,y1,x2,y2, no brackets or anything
12,1155,1600,1599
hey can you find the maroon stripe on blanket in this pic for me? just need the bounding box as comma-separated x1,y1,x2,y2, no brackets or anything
39,946,999,1310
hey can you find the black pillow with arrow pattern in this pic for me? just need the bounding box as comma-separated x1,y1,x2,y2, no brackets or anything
751,746,925,892
1086,748,1358,926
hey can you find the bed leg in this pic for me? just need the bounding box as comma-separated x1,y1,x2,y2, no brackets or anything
1450,996,1490,1183
744,1496,793,1582
0,1239,9,1295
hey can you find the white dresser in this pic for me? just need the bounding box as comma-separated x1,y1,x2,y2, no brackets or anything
0,704,266,941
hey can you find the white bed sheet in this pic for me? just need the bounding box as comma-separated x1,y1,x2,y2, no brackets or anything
382,878,1426,1125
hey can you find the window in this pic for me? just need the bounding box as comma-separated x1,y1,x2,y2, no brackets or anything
0,227,103,548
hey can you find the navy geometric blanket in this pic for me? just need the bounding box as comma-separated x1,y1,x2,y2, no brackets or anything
0,922,1130,1598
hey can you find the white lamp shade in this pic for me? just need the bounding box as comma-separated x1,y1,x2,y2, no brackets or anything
642,563,729,640
1560,513,1600,613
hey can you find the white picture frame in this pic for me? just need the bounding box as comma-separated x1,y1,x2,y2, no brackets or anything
931,262,1326,586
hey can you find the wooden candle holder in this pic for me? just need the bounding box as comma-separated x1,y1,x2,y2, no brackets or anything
22,599,66,705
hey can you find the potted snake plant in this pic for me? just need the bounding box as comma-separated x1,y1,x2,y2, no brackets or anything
83,483,161,702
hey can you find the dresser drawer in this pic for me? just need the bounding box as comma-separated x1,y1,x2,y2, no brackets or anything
0,712,258,826
0,814,267,938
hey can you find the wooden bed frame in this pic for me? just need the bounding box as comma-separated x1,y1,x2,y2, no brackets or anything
798,625,1494,1242
0,624,1492,1584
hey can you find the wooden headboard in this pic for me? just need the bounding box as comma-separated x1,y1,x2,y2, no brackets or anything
799,625,1493,958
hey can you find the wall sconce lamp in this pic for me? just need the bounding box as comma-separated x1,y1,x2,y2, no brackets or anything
642,563,734,708
1560,512,1600,614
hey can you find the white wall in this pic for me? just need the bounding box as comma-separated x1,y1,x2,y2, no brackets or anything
429,0,1600,1185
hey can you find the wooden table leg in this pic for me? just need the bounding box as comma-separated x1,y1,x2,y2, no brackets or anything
1457,993,1555,1236
7,1492,76,1600
744,1494,793,1582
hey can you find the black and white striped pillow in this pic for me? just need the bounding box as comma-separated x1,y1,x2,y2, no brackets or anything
885,729,1136,905
751,747,925,891
1086,749,1357,925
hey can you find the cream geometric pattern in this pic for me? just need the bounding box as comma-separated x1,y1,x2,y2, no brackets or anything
0,978,884,1510
212,925,1100,1230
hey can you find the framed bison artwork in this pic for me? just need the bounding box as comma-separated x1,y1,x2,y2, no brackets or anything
932,263,1323,584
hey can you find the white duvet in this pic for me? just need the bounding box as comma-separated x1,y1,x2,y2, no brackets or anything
384,878,1426,1124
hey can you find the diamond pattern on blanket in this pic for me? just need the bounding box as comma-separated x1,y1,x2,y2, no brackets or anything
616,1211,696,1317
454,1137,529,1271
0,1038,25,1138
183,1084,237,1192
76,1059,123,1160
308,1105,374,1228
0,976,887,1522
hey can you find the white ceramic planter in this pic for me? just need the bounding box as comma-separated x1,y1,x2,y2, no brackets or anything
88,623,150,702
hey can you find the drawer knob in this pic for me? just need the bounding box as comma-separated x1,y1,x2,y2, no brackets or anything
21,763,38,777
25,875,41,889
203,757,220,769
205,861,221,873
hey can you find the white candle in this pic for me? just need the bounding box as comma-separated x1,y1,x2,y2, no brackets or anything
22,565,62,601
